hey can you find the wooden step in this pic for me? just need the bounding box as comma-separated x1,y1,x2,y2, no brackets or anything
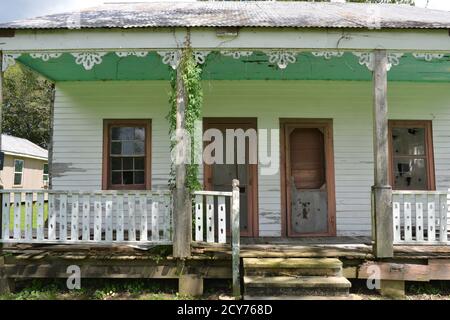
244,276,351,297
243,258,343,277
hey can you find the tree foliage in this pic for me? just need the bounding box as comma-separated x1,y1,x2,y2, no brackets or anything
3,65,53,148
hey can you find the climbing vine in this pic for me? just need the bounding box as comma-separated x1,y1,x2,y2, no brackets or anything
167,47,203,192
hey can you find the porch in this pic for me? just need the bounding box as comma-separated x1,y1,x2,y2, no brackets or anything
1,187,450,297
2,2,450,298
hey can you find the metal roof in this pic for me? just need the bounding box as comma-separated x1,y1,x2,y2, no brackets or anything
1,2,450,30
2,135,48,160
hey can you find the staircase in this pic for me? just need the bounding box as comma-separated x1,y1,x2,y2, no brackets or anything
243,258,352,299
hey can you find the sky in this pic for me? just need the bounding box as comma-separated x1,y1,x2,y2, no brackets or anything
0,0,449,23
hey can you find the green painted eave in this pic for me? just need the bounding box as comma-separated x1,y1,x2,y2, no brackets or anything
16,52,450,82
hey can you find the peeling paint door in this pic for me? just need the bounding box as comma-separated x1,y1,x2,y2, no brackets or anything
283,121,336,237
204,118,258,237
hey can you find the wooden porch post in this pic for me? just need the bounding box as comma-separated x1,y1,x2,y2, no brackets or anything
0,51,3,246
372,50,393,258
48,83,56,190
172,62,192,258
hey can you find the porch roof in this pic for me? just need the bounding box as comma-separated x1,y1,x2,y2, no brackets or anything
1,1,450,30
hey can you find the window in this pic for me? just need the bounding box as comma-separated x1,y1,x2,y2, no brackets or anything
13,159,24,186
389,120,435,190
43,163,49,185
103,120,151,190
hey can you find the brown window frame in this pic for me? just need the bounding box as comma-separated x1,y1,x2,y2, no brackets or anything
388,120,435,191
102,119,152,190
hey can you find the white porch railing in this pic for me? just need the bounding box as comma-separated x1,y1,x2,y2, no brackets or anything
193,180,240,297
392,190,450,245
193,190,233,244
0,190,172,245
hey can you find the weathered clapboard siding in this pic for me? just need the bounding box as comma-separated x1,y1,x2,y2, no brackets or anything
53,80,450,237
52,81,171,190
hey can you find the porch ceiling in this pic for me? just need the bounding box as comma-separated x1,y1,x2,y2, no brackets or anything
12,51,450,82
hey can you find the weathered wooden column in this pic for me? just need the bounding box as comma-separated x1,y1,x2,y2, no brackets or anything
172,61,192,258
47,83,56,190
372,50,393,258
231,179,241,298
0,51,4,244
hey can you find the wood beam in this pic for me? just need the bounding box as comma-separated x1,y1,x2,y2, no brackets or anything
0,51,3,248
2,28,450,51
372,50,393,258
48,84,55,190
172,62,192,259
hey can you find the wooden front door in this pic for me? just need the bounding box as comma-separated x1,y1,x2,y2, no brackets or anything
203,118,258,237
281,120,336,237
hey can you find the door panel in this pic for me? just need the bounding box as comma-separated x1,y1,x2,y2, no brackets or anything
282,120,336,237
204,118,257,237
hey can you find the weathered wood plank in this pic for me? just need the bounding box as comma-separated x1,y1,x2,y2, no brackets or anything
24,193,33,241
151,198,159,241
358,261,429,281
195,195,203,242
48,193,56,241
139,194,148,241
218,196,226,244
59,194,67,241
439,193,447,242
70,194,79,241
1,193,10,240
206,195,215,243
82,195,90,241
128,194,136,241
163,194,171,242
116,194,124,242
428,202,436,242
428,260,450,280
231,179,241,298
105,195,113,242
415,202,424,242
404,202,412,242
94,195,102,242
393,202,401,243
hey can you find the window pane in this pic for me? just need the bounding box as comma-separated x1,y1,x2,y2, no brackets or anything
392,127,426,156
135,127,145,141
111,158,122,170
123,157,133,170
393,158,427,190
111,171,122,185
43,174,49,182
14,160,23,172
14,173,22,185
43,163,49,174
112,127,134,140
134,171,145,184
111,142,122,155
107,123,149,188
122,141,135,155
123,171,134,184
134,157,145,170
134,141,145,155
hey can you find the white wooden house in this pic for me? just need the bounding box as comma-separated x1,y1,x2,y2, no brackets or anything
1,2,450,298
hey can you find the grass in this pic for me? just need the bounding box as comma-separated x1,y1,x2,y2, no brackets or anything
8,202,49,231
0,279,225,300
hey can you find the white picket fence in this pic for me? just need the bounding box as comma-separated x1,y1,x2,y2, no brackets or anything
0,190,172,245
392,190,450,245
